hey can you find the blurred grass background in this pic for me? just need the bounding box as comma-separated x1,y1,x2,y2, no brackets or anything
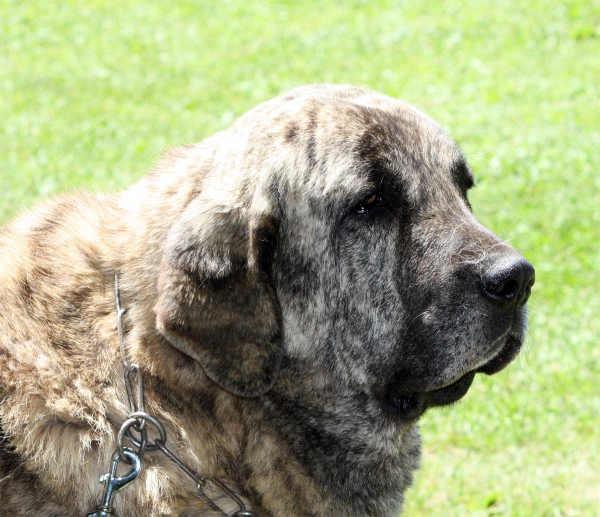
1,0,599,515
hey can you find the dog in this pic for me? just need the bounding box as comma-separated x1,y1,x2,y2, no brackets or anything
0,85,534,516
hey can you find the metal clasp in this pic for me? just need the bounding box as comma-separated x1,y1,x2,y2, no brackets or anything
86,448,141,517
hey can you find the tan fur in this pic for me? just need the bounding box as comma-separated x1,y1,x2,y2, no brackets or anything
0,162,257,514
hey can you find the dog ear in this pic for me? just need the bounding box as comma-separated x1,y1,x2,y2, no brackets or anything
155,195,281,397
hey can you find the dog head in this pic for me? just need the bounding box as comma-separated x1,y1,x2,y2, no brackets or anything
155,85,534,417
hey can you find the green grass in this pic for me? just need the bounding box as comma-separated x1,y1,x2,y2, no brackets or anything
1,1,599,515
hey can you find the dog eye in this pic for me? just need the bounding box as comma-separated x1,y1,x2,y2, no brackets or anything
353,192,388,214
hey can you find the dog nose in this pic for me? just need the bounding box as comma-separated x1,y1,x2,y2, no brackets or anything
481,257,535,308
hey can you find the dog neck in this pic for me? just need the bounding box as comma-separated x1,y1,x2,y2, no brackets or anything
132,334,421,516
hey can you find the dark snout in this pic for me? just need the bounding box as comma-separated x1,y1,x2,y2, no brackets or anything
480,256,535,309
387,220,536,420
473,250,535,376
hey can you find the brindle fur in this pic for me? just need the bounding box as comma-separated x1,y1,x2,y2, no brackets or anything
0,85,532,516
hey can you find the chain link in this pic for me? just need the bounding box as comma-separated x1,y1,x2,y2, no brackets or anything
113,275,255,517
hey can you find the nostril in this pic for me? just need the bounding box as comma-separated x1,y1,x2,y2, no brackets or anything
483,277,519,302
496,279,519,300
520,272,535,305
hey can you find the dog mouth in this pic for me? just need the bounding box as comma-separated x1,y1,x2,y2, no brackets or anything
388,333,523,420
475,332,523,375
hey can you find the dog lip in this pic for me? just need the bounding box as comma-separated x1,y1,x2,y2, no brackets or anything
388,329,525,419
429,331,524,387
389,333,524,419
422,371,473,393
426,370,476,406
477,332,523,375
389,371,476,419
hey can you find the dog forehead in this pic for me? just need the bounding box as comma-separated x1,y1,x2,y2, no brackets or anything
272,87,462,196
217,86,465,208
237,84,454,147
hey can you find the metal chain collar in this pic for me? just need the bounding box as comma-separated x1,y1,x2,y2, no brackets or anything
85,275,255,517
